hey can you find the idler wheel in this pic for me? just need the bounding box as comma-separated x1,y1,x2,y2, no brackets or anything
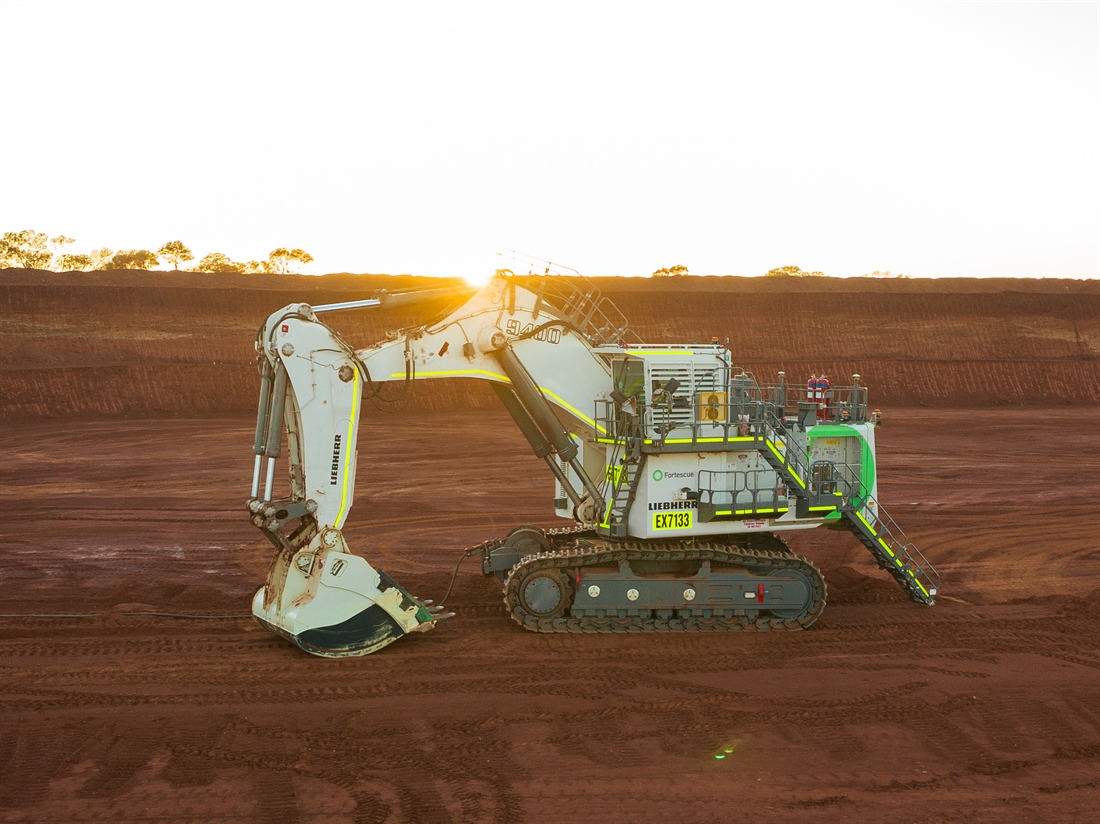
504,524,552,553
489,526,554,583
519,569,572,618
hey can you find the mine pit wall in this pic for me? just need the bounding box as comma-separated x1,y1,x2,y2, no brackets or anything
1,269,1097,420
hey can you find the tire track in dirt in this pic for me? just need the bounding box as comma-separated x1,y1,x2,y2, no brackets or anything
2,409,1098,823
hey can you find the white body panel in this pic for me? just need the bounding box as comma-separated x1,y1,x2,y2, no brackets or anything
365,278,613,436
631,451,821,539
265,311,363,530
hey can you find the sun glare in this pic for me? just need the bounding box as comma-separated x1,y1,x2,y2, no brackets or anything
462,269,496,288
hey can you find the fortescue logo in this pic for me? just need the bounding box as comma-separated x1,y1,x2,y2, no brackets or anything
653,469,694,481
330,435,342,484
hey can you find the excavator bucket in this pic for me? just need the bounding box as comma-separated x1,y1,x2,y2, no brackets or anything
251,527,451,658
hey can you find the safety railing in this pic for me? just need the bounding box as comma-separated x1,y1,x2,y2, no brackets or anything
523,275,636,347
594,402,647,536
844,490,941,601
804,456,940,602
595,370,870,447
744,376,869,427
697,469,790,521
756,410,813,495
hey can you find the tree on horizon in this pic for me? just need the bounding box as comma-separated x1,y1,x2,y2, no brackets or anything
764,265,824,277
49,235,75,258
57,253,93,271
89,248,115,270
652,264,689,277
0,230,53,269
1,230,318,275
109,249,158,270
157,240,193,270
863,270,910,279
196,252,244,273
268,247,313,274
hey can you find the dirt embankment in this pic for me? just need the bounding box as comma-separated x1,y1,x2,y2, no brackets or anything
0,269,1096,419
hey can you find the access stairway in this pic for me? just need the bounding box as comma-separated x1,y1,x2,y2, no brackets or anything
601,413,646,538
754,411,940,605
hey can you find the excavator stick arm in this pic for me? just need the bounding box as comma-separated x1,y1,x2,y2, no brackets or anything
248,304,446,657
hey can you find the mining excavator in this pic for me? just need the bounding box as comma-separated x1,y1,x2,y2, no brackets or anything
247,269,940,657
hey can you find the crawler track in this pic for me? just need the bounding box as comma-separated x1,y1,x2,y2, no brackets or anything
501,538,827,633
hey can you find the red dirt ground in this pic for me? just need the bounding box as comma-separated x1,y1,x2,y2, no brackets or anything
1,271,1098,823
2,408,1098,824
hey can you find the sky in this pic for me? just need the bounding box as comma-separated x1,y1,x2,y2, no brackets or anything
0,0,1097,281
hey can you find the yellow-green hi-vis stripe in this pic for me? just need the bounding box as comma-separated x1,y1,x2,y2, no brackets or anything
334,367,359,529
389,369,607,434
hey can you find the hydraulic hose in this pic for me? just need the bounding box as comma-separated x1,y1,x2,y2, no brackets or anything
492,344,604,511
251,359,275,496
490,383,553,459
493,345,577,462
491,383,584,508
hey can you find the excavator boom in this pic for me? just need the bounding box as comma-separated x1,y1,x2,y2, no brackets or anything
247,274,622,655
